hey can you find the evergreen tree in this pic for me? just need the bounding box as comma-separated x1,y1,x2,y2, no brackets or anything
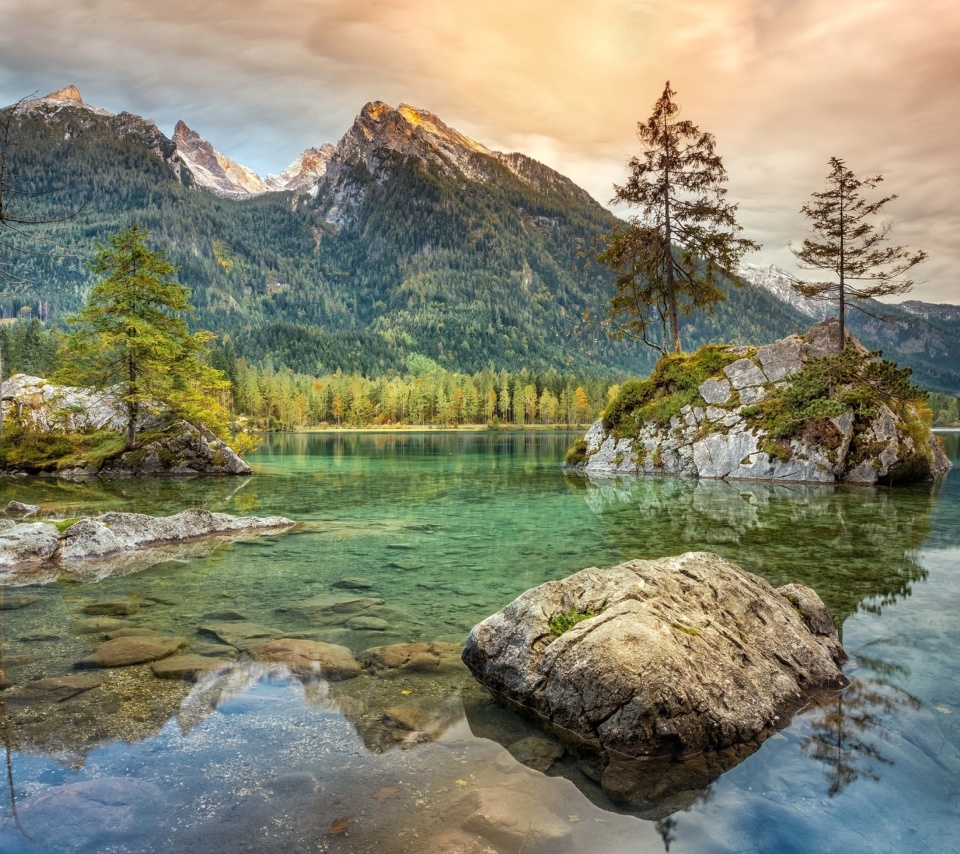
791,157,927,353
599,82,759,353
55,225,229,449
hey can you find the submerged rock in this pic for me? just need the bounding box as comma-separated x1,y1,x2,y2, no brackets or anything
569,320,951,484
462,553,848,768
5,500,40,516
246,638,361,681
150,654,234,681
76,635,187,668
360,641,466,676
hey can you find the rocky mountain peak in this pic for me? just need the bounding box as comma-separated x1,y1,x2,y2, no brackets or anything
42,84,83,103
172,120,269,199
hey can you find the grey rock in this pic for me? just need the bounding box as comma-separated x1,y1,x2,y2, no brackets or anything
723,358,768,390
574,320,950,484
5,500,39,516
202,609,249,621
72,617,132,635
331,577,375,589
59,518,124,561
757,336,805,381
462,553,848,764
507,736,565,773
0,522,60,568
246,637,361,680
739,384,767,405
191,642,240,659
698,377,732,405
276,593,386,627
360,641,466,676
104,627,162,640
8,675,101,705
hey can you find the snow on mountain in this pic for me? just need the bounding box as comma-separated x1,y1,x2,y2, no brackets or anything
898,301,960,324
264,144,334,195
737,263,829,319
172,120,270,198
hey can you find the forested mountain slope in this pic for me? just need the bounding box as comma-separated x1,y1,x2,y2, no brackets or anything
0,89,849,378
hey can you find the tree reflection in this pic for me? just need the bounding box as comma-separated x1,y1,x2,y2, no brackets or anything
569,473,939,622
801,668,920,796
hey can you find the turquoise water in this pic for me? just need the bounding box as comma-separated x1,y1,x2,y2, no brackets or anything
0,431,957,852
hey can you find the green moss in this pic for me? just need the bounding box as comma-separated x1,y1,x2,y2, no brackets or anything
549,605,604,636
564,438,589,466
54,519,80,533
671,623,701,636
603,345,746,438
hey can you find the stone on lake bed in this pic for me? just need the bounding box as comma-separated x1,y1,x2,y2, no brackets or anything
276,594,387,627
331,577,375,589
76,635,187,668
346,615,390,631
150,654,234,681
198,622,285,650
462,552,848,766
7,675,102,705
246,638,361,681
360,641,466,676
82,597,141,616
0,593,38,609
73,617,133,634
103,627,163,640
202,609,249,621
460,787,572,852
192,642,240,659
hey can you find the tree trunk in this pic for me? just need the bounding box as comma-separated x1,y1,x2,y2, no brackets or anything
662,110,681,353
838,170,846,354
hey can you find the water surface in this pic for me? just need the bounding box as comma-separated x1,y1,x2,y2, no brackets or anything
0,431,957,852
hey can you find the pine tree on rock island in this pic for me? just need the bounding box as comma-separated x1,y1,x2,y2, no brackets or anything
791,157,927,353
56,225,230,449
598,81,759,354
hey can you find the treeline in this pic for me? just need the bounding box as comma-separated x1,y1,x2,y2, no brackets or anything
930,392,960,427
223,356,613,429
0,319,614,429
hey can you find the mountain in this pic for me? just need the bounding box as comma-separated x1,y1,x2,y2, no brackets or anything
0,86,919,383
738,264,960,392
172,119,331,198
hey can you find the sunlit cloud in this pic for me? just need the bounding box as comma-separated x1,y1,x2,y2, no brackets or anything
0,0,957,301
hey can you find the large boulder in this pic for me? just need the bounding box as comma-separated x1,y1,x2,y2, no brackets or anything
0,375,252,477
462,553,848,769
570,320,952,485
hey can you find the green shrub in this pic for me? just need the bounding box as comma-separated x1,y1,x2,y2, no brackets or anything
549,605,604,636
564,438,589,466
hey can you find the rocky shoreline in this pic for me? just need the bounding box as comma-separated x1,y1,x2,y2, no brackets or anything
0,508,295,578
567,320,952,485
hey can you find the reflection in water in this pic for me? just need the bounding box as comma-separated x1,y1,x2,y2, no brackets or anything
802,665,921,796
0,431,956,852
571,472,937,621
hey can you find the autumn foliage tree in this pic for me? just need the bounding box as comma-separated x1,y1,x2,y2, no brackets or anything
56,225,229,449
599,82,759,354
791,157,927,353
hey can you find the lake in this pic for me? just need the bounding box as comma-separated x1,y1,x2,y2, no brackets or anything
0,431,958,853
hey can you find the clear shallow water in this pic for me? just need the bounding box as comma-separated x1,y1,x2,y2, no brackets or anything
0,431,956,853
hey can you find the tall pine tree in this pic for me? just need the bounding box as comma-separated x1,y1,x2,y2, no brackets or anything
56,225,229,449
599,82,759,354
791,157,926,353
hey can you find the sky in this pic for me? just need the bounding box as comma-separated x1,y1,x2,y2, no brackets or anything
1,0,958,303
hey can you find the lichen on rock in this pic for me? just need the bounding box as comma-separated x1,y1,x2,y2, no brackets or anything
461,552,849,799
566,320,951,484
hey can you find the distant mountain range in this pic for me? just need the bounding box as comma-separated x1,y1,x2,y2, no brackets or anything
2,86,957,391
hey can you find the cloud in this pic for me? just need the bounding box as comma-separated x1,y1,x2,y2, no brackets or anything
0,0,956,301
